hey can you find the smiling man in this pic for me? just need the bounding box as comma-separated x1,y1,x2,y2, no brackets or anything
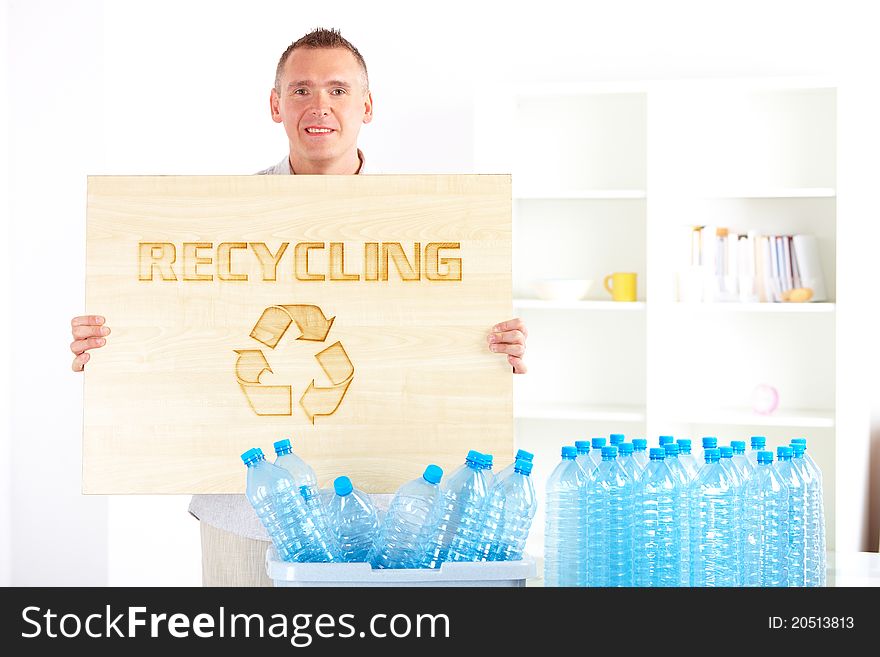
69,28,528,586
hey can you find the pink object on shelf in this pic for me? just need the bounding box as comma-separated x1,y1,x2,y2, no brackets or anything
752,384,780,415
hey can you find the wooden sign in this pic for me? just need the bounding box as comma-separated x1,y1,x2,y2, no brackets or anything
84,175,512,494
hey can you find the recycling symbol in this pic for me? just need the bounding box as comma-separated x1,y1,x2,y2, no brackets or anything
234,304,354,423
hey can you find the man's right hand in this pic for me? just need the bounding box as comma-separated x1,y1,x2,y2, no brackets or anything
70,315,110,372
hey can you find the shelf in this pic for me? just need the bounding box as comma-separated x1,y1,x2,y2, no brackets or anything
514,299,646,311
689,188,835,199
669,302,835,313
662,408,835,429
515,403,646,423
514,189,646,200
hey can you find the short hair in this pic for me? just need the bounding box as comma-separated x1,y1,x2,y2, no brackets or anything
274,28,369,93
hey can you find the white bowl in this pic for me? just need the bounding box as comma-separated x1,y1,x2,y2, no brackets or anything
533,278,593,301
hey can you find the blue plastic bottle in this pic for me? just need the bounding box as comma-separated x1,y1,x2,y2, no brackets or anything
632,438,649,472
663,443,691,586
544,446,588,586
747,436,767,469
719,445,745,586
475,458,537,561
618,442,642,485
588,437,606,472
496,449,534,484
587,445,635,587
574,440,593,479
241,448,336,563
730,440,752,483
675,439,699,481
742,451,789,587
634,448,679,587
610,433,626,447
690,448,739,587
775,446,806,587
791,441,825,586
479,453,496,491
370,465,444,569
272,438,318,494
699,436,718,466
326,476,380,563
423,450,490,567
299,484,340,560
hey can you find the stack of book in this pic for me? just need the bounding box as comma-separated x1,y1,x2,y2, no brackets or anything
682,226,827,303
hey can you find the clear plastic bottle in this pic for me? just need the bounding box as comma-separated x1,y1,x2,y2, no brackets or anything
730,440,752,483
496,449,534,484
544,446,588,586
775,446,806,587
299,484,340,560
423,450,490,567
632,438,649,472
742,451,789,587
370,464,444,569
610,433,626,447
588,437,606,472
690,448,739,587
618,442,642,485
663,442,691,586
719,445,745,586
273,438,318,492
634,448,679,587
675,439,699,481
587,445,635,587
241,448,336,563
574,441,594,478
475,458,537,561
326,476,380,563
479,452,495,492
699,436,718,466
791,441,825,586
747,436,767,468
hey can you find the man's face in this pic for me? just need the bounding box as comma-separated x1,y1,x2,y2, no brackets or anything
270,47,373,170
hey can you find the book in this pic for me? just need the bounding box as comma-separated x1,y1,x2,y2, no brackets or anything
791,234,828,301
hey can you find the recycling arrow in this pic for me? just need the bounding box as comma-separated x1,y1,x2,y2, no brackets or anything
250,304,334,348
234,349,291,416
300,341,354,424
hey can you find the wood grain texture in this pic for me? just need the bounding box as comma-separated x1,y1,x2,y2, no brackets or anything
84,175,512,493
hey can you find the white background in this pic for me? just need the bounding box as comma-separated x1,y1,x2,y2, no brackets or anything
2,0,879,585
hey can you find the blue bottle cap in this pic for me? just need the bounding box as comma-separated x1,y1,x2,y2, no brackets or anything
591,437,606,449
423,464,443,485
758,450,774,464
575,440,591,453
664,443,680,456
704,448,720,463
791,443,806,456
562,446,578,459
702,437,718,449
649,448,666,460
483,453,494,468
610,433,625,445
240,448,263,465
659,435,674,446
515,449,534,462
777,446,793,460
514,459,533,476
791,438,807,449
273,438,292,455
334,476,354,496
601,446,618,459
731,440,746,454
619,442,634,455
632,438,647,451
751,436,767,448
720,446,734,458
676,438,692,454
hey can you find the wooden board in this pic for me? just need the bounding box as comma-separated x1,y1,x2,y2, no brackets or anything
83,174,512,494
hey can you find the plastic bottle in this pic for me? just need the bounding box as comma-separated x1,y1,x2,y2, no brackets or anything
475,458,537,561
544,446,588,586
241,448,336,563
588,437,606,472
618,442,642,485
423,450,490,567
718,445,745,586
775,446,806,587
742,451,789,587
496,449,534,484
587,445,635,587
747,436,767,468
299,484,340,560
610,433,626,447
791,441,825,586
326,476,380,563
370,464,444,569
690,448,739,587
699,436,718,466
272,438,318,493
675,439,699,481
574,441,594,478
730,440,752,483
632,438,649,472
663,442,691,586
634,448,680,587
479,453,495,492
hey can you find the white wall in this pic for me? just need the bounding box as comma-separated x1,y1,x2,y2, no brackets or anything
1,0,12,587
4,0,878,586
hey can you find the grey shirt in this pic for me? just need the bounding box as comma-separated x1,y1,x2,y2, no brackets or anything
187,149,391,540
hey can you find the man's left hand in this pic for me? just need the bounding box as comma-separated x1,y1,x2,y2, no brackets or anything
488,318,528,374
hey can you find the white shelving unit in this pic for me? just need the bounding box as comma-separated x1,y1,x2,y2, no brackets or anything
475,77,837,557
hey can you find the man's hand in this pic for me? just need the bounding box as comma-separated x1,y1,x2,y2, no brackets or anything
70,315,110,372
488,318,528,374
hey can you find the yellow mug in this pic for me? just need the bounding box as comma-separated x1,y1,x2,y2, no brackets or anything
604,272,638,302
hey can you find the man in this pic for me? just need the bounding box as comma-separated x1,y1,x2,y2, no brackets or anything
69,28,528,586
